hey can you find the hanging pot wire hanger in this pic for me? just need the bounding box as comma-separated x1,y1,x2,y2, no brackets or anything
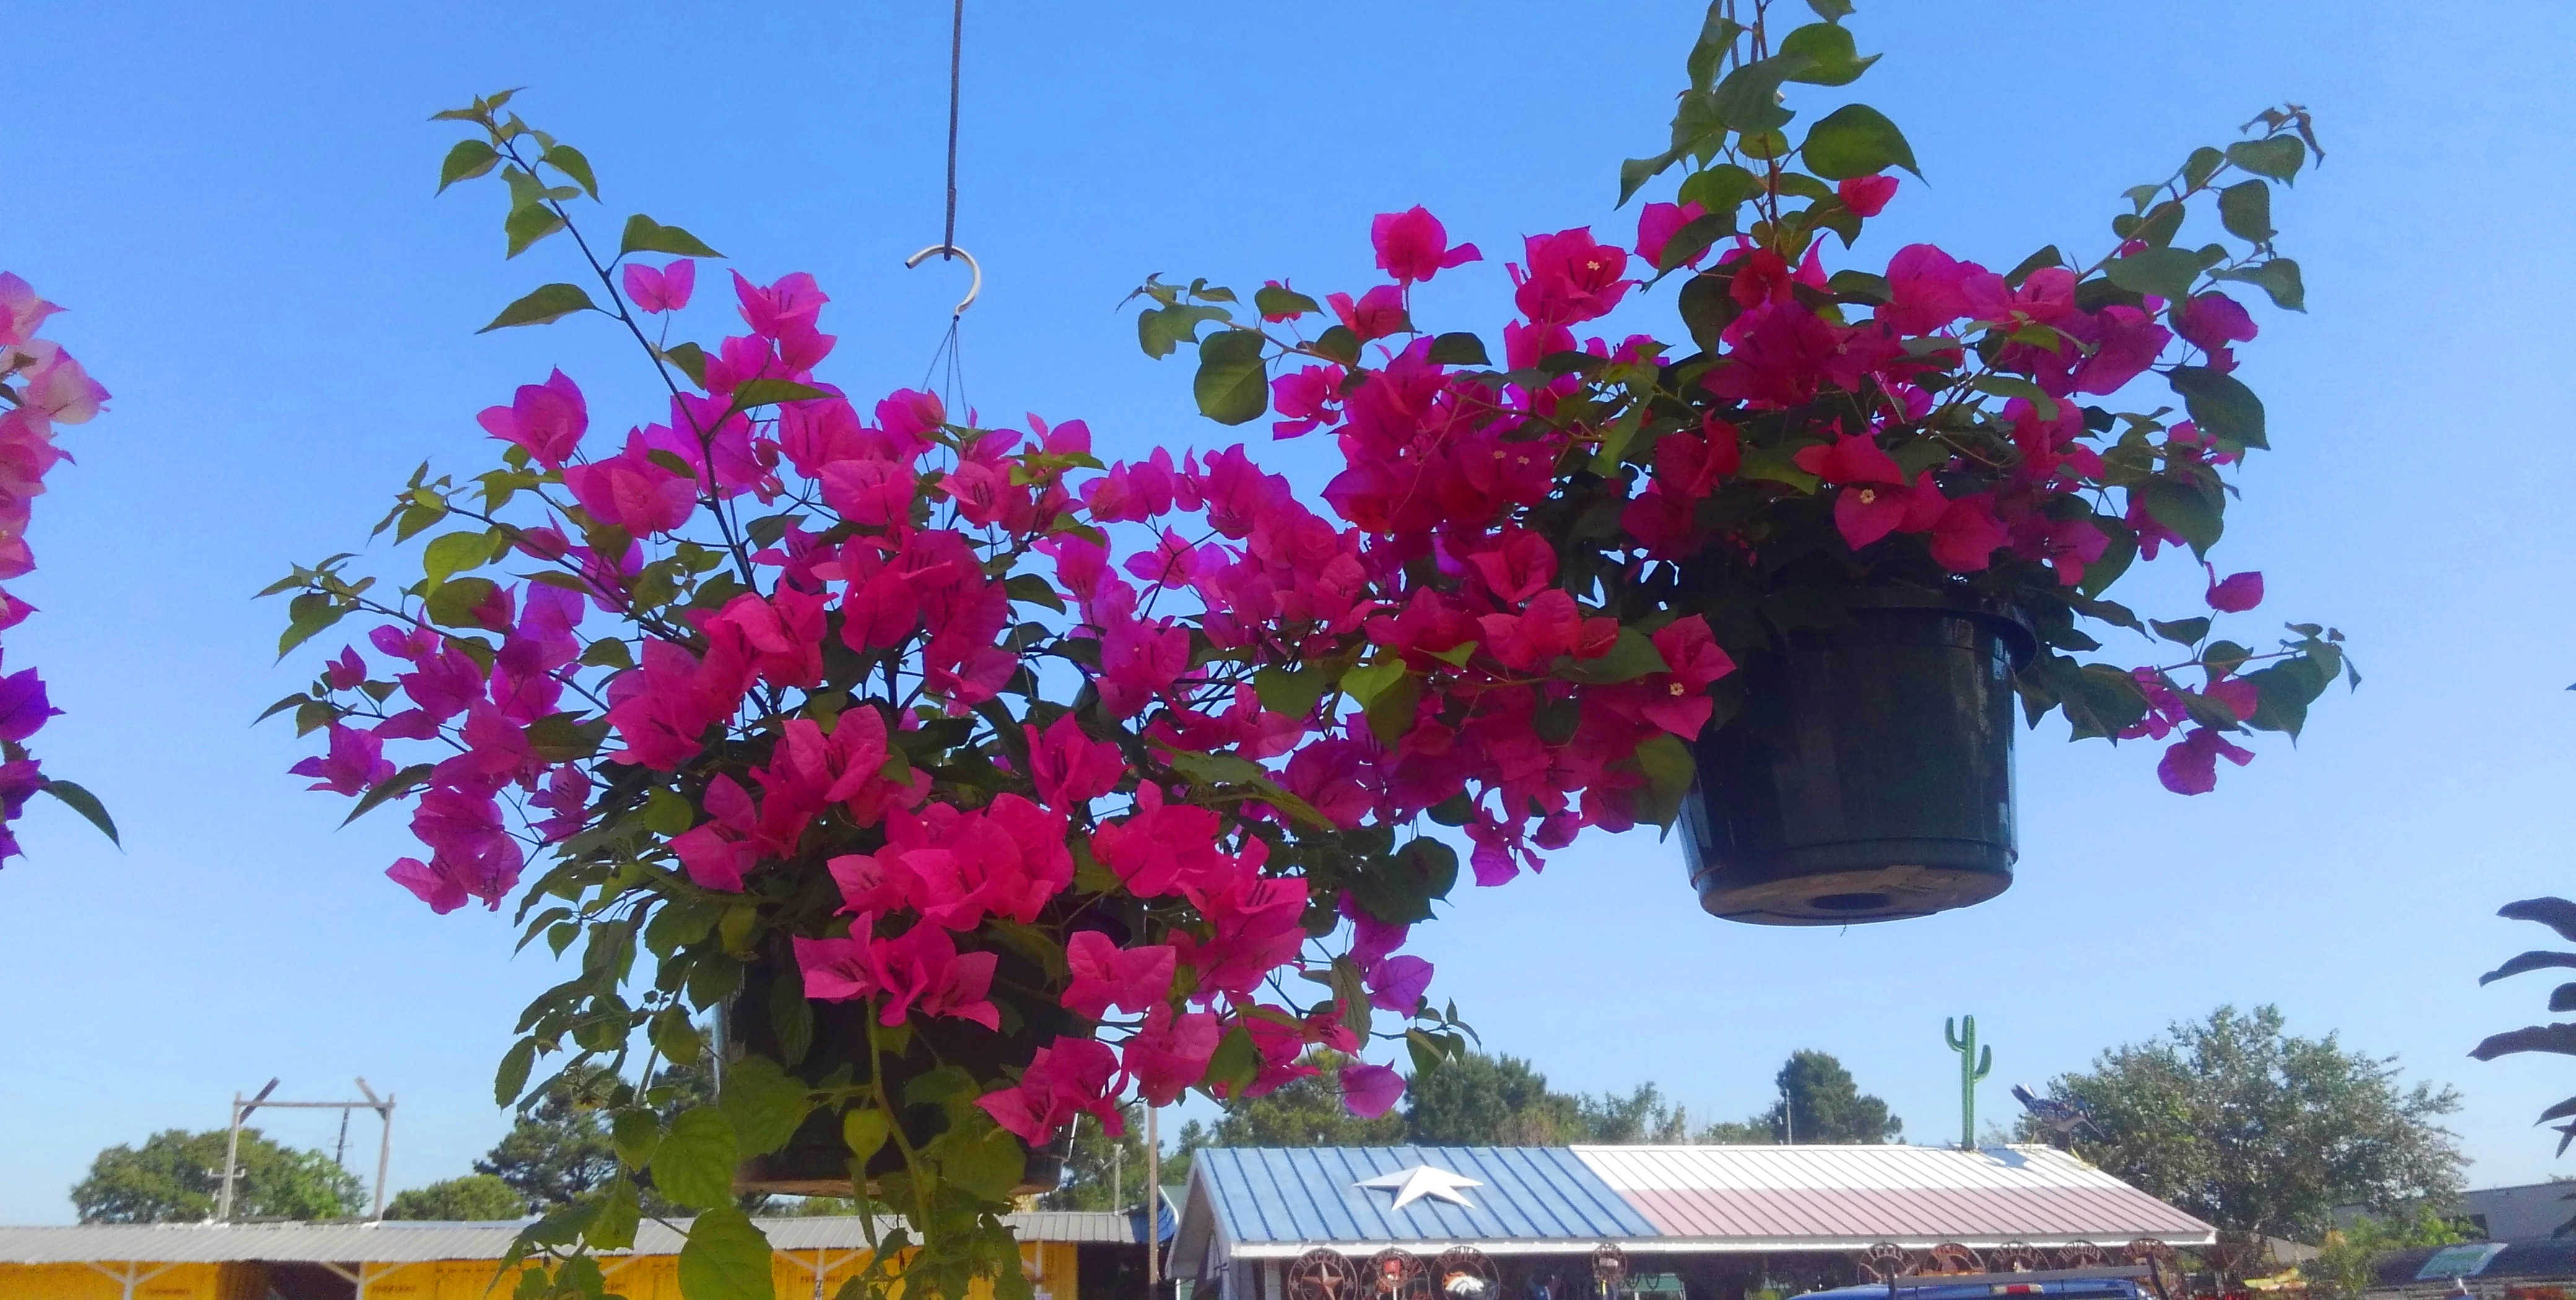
908,0,975,415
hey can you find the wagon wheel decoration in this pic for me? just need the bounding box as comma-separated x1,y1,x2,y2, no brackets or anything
1993,1244,2043,1275
1435,1248,1499,1300
1861,1244,1918,1284
1289,1249,1361,1300
2055,1242,2107,1270
2124,1240,2179,1300
1370,1248,1431,1300
1925,1245,1984,1276
1592,1243,1632,1294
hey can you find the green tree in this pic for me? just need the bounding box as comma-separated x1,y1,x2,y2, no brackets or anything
1040,1101,1152,1210
72,1129,365,1223
1577,1083,1694,1144
474,1067,621,1209
2029,1005,2465,1241
1196,1051,1409,1148
2304,1207,2471,1300
1758,1050,1902,1143
1406,1052,1584,1145
382,1173,528,1221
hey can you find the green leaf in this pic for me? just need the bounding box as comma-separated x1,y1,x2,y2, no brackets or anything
1427,332,1490,366
676,1207,775,1300
342,763,433,828
40,780,118,846
438,140,501,193
2181,146,2227,190
1255,663,1334,719
1969,374,2061,420
651,1106,739,1210
1562,626,1671,684
2210,258,2305,312
1205,1027,1259,1095
2243,658,2328,737
730,378,830,407
477,283,598,333
2134,478,2224,557
933,1120,1027,1203
1804,0,1854,16
422,529,496,589
1312,325,1362,365
539,144,598,200
2226,136,2305,184
2004,245,2066,288
1340,659,1406,708
2104,247,2203,303
1654,211,1738,272
609,1108,662,1169
1364,670,1424,747
2149,617,2211,646
589,1178,640,1251
1777,23,1878,85
719,1055,813,1158
1684,10,1746,93
1619,152,1681,207
277,600,350,658
1632,732,1696,829
503,204,565,259
1193,329,1269,426
1138,303,1230,360
1709,55,1811,136
1798,103,1918,180
2167,366,2268,450
2217,180,2274,243
620,214,724,259
426,576,500,626
1253,283,1321,320
495,1038,538,1106
1677,163,1764,215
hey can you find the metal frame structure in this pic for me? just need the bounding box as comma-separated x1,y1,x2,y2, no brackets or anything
215,1077,396,1223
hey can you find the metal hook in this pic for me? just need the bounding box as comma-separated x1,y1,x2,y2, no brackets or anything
904,244,982,316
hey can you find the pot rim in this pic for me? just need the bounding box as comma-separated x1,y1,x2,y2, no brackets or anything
1800,583,2037,670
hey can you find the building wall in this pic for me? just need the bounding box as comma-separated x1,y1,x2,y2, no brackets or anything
0,1241,1079,1300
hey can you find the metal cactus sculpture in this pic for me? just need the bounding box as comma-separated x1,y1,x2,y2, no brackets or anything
1946,1016,1993,1148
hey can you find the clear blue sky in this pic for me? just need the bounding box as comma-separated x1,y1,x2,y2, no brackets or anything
6,1,2572,1224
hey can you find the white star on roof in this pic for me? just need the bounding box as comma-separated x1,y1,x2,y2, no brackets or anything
1354,1164,1483,1211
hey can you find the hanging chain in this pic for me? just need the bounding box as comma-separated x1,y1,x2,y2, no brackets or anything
943,0,962,259
907,0,971,415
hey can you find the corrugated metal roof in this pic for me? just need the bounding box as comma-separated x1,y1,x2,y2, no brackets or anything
1191,1146,1658,1252
0,1211,1140,1264
1177,1146,2213,1263
1571,1145,2215,1249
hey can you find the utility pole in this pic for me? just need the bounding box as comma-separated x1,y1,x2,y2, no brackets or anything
215,1078,398,1222
1144,1105,1160,1293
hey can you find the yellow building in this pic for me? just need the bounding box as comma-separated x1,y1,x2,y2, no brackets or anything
0,1214,1146,1300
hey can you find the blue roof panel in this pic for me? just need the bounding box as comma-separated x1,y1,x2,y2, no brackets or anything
1197,1146,1655,1246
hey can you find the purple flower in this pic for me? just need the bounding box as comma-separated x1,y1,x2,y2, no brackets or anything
0,665,60,744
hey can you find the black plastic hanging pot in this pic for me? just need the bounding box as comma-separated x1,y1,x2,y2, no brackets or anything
729,938,1071,1197
1681,587,2035,925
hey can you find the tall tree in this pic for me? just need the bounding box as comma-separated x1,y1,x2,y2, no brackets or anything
1406,1052,1585,1145
72,1129,365,1223
382,1173,528,1221
2029,1005,2465,1241
1204,1052,1409,1148
1040,1101,1151,1211
1759,1050,1903,1143
474,1067,620,1209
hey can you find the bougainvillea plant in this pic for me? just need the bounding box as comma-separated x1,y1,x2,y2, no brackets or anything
0,274,119,862
266,4,2346,1298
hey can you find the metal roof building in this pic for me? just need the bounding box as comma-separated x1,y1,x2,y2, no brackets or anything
1175,1146,2215,1300
0,1212,1152,1300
